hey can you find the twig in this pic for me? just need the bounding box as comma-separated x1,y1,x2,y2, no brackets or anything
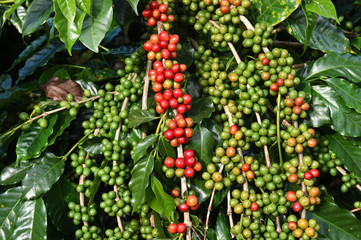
79,153,90,226
203,166,223,240
351,208,361,213
292,63,305,69
142,60,152,139
272,40,304,48
227,191,235,238
271,26,285,35
192,227,202,240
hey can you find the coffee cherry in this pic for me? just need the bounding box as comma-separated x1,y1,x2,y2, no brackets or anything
164,157,175,168
177,223,187,233
168,223,177,234
184,167,195,178
310,169,319,178
304,171,313,180
179,203,189,212
292,201,303,212
186,195,198,207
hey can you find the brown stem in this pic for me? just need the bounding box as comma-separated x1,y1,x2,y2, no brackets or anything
142,60,152,139
204,164,224,240
272,40,304,48
227,191,235,237
271,26,285,35
351,208,361,213
292,63,305,69
191,227,202,240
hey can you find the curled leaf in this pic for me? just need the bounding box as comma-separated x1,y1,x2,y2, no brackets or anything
40,76,84,101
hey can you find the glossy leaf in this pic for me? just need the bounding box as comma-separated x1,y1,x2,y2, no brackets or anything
351,37,361,50
305,92,331,128
126,0,140,15
56,0,76,23
215,210,231,240
127,128,143,145
54,1,85,55
2,0,26,23
79,0,113,52
306,52,361,83
327,78,361,113
0,74,11,90
201,118,223,148
22,152,65,199
312,85,361,137
82,137,102,154
306,0,338,23
187,96,214,123
48,111,75,146
132,134,157,163
75,79,98,95
10,35,47,69
17,39,64,82
186,124,215,166
252,0,302,26
113,0,136,27
128,109,159,128
45,177,78,233
129,153,154,211
158,137,176,159
16,114,58,163
22,0,53,35
286,8,349,54
147,176,175,220
327,132,361,179
76,0,90,15
12,198,47,240
0,187,23,240
0,161,34,185
303,10,316,52
306,202,361,239
176,40,194,67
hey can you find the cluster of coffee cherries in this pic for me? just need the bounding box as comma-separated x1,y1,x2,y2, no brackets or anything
163,114,194,147
162,149,202,178
286,187,321,213
281,124,317,155
142,0,175,29
68,201,97,225
143,31,179,61
286,216,320,239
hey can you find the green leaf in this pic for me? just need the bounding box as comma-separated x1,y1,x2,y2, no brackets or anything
0,161,34,185
2,0,26,23
22,152,65,199
201,118,223,148
187,96,214,123
285,8,350,54
48,111,75,146
54,1,85,55
327,132,361,179
55,0,76,23
312,85,361,137
306,52,361,83
306,0,339,23
113,0,136,27
79,0,113,52
52,68,71,80
147,176,175,220
128,109,159,128
76,0,90,15
17,39,64,82
88,176,101,203
16,114,58,163
305,92,331,128
0,187,23,240
44,177,78,233
176,40,195,67
10,35,47,69
190,178,210,205
126,0,139,15
132,134,157,163
186,124,215,166
252,0,302,26
303,10,316,52
158,137,176,159
129,153,154,211
327,78,361,113
22,0,53,35
82,137,102,154
306,202,361,239
215,210,231,240
351,37,361,50
12,198,46,240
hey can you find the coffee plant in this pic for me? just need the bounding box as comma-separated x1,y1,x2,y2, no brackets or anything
1,0,361,239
